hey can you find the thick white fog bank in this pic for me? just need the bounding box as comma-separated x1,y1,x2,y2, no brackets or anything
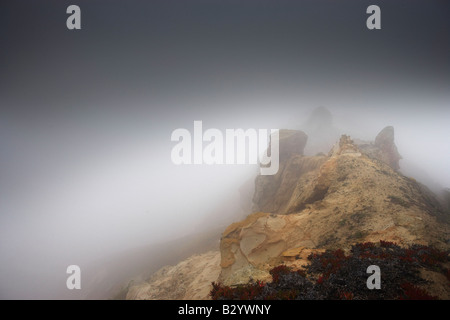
0,110,259,299
330,102,450,189
1,94,449,299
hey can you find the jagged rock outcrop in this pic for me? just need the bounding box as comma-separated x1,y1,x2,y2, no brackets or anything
252,129,312,214
253,126,404,215
274,129,308,163
219,135,450,286
357,126,402,170
252,129,328,214
252,155,327,214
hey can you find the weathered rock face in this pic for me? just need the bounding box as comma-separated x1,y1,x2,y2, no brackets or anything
219,212,325,285
252,129,326,214
274,129,308,163
252,155,327,214
220,135,450,286
358,126,402,170
250,126,403,215
374,126,402,170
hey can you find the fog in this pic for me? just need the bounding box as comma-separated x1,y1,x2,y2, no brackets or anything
0,0,449,299
1,94,449,299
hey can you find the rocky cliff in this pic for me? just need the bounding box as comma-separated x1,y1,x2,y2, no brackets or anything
220,132,449,286
125,126,450,300
357,126,402,171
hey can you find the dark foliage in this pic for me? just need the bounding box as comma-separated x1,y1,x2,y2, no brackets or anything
398,282,438,300
210,241,449,300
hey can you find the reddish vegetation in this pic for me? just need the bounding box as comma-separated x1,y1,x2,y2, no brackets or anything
339,291,354,300
210,241,449,300
269,265,292,283
210,280,265,300
399,283,438,300
379,240,396,248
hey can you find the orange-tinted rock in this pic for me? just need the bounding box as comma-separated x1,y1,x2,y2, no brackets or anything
220,134,450,286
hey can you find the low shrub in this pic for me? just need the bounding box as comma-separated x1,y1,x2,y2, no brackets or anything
210,241,449,300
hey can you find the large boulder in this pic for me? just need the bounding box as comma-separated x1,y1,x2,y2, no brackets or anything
276,129,308,163
374,126,402,170
252,129,312,214
357,126,402,170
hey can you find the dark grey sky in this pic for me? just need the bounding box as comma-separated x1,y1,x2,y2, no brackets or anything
1,0,449,117
0,0,449,299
